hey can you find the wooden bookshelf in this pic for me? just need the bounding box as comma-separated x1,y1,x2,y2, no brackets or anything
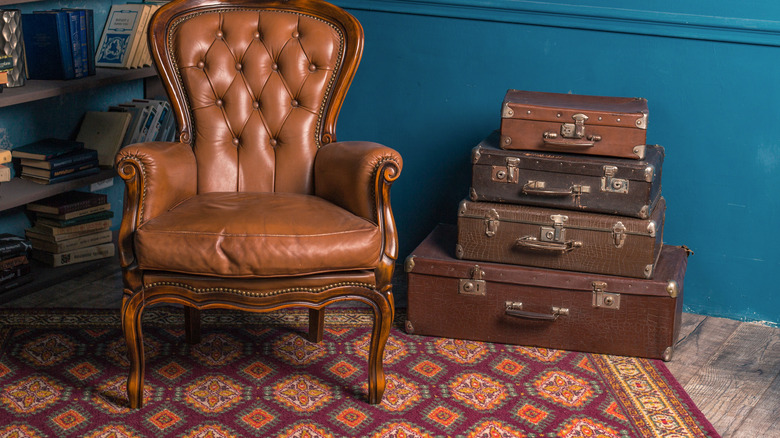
0,67,158,108
0,168,117,211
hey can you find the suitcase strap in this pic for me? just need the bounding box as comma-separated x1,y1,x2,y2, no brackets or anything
505,301,569,321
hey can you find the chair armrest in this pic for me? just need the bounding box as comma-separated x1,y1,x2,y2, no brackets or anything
115,141,197,267
314,141,403,222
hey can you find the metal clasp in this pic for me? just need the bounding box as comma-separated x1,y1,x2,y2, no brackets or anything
612,221,626,248
592,281,620,309
602,165,629,194
561,113,589,139
492,157,521,184
485,209,500,237
540,214,567,243
459,265,487,296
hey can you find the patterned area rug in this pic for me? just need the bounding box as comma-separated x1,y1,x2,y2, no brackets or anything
0,307,719,437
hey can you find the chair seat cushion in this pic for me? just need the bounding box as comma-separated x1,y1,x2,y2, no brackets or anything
135,192,381,277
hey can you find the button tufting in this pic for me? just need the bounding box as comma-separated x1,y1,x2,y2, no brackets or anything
269,138,278,146
232,138,239,145
271,63,278,71
197,61,205,69
291,99,299,107
216,30,223,38
308,64,316,72
254,31,260,39
235,63,242,71
215,99,223,107
292,31,300,38
252,101,260,109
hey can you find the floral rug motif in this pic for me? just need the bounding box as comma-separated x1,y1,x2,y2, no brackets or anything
0,308,719,437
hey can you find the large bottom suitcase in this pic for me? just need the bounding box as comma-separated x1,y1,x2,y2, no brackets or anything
405,224,689,360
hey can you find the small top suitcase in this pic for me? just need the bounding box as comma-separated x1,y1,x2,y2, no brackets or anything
499,89,649,160
470,131,664,218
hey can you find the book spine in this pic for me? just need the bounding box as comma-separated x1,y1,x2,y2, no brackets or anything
37,218,111,236
36,203,110,221
33,243,114,267
0,255,28,270
54,12,76,79
0,236,32,259
84,9,95,75
0,263,32,286
65,11,84,77
36,210,113,227
29,229,112,253
0,268,33,292
28,194,107,215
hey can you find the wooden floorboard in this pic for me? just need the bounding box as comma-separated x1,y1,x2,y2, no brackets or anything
2,261,780,438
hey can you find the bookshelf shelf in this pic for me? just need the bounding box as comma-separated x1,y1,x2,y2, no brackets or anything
0,67,158,108
0,168,117,211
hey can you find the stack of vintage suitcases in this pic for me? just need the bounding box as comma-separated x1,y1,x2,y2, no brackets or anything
405,90,691,361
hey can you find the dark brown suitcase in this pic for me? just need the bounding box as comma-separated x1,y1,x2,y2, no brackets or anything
456,197,664,278
405,224,689,360
471,131,664,219
499,89,649,160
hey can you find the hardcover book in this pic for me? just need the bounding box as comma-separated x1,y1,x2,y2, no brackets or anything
19,148,98,170
32,218,111,236
58,9,85,77
95,4,146,68
25,227,102,243
35,210,113,228
22,159,98,179
21,166,99,185
75,111,133,166
22,11,75,79
35,202,110,221
28,229,112,254
26,191,107,215
11,138,84,161
32,242,114,267
0,233,32,259
0,149,11,164
0,263,31,287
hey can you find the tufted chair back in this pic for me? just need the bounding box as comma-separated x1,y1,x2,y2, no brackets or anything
150,0,363,194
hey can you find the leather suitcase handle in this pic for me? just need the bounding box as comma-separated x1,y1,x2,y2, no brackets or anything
542,131,601,148
505,306,569,321
515,236,582,252
522,181,576,197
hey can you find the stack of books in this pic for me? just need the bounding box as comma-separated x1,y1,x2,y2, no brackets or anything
25,191,115,267
0,234,33,293
109,98,176,146
12,139,99,185
21,8,95,80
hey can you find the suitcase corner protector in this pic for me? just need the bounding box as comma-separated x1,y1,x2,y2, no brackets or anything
404,255,416,273
404,320,414,334
663,346,674,362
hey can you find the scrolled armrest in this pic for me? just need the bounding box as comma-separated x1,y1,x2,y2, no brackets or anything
314,141,403,222
115,141,197,267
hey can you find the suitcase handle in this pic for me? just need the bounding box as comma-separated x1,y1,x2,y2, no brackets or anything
522,181,577,197
515,236,582,252
505,306,569,321
542,131,601,148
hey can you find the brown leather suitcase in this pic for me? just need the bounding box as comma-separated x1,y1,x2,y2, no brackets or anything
405,224,689,360
456,197,664,278
471,131,664,219
499,89,649,160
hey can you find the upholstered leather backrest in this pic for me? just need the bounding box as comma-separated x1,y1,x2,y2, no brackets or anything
150,0,363,194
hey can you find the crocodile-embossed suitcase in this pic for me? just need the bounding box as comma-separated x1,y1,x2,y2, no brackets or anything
499,89,649,159
405,224,689,360
471,132,664,219
456,197,665,278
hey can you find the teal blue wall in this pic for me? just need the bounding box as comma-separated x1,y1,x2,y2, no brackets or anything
329,1,780,324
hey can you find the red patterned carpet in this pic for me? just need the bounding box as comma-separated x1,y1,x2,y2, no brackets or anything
0,307,718,437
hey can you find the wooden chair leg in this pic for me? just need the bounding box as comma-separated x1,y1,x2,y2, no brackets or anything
123,298,145,409
307,308,324,343
185,307,201,345
367,300,392,404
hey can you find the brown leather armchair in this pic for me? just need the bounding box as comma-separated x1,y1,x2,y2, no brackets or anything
115,0,402,408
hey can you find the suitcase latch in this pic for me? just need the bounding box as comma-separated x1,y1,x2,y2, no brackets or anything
541,214,568,243
459,265,486,296
602,165,629,194
592,281,620,309
492,157,521,184
612,221,627,248
484,209,500,237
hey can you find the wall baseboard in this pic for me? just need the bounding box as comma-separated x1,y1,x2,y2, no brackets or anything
334,0,780,47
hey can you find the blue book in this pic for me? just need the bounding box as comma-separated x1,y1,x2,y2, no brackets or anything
22,159,98,179
22,12,75,79
22,166,100,185
19,148,98,170
11,139,84,161
59,10,84,77
62,9,92,76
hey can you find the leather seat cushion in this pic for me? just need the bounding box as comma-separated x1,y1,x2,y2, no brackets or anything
135,192,381,277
